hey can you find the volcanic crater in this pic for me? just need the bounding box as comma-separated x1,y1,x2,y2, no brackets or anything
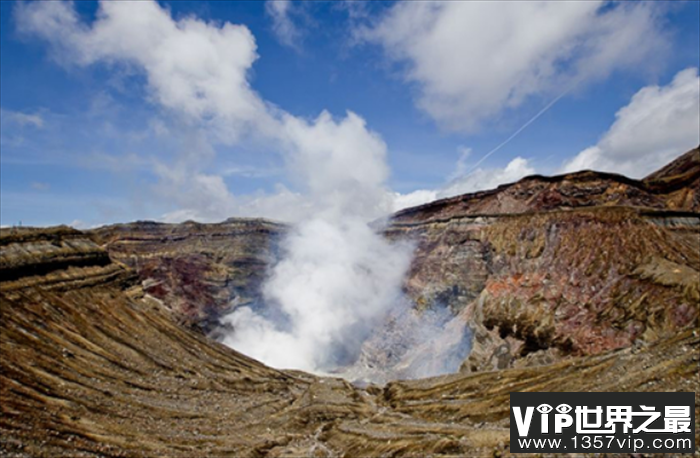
1,147,699,457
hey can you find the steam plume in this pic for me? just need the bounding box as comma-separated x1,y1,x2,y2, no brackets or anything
17,0,470,379
222,112,414,374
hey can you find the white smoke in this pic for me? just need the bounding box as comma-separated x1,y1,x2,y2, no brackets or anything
17,0,464,379
224,219,413,372
334,298,473,385
222,111,415,373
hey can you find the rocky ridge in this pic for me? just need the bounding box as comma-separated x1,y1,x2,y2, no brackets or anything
391,147,700,225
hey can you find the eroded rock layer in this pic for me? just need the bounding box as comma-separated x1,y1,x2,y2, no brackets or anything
388,208,700,373
89,218,285,333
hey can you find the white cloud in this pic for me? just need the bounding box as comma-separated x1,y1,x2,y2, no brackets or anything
390,67,700,212
16,0,269,145
1,109,45,128
391,156,536,212
562,67,700,178
439,157,535,199
391,65,699,211
265,0,301,50
360,1,667,132
16,0,394,224
391,189,438,212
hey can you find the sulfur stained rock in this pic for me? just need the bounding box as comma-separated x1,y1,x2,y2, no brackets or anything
388,208,699,373
382,147,700,372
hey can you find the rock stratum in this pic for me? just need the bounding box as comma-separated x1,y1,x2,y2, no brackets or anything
1,147,699,457
89,218,285,335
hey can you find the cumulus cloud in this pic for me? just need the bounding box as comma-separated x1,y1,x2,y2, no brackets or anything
392,189,438,212
390,65,699,211
390,145,536,211
15,0,395,222
439,157,535,199
390,68,699,212
265,0,302,50
562,67,700,178
16,0,269,145
390,155,536,212
360,1,667,132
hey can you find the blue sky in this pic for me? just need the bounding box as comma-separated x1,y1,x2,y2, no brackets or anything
1,1,699,227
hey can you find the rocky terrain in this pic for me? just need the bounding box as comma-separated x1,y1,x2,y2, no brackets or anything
391,147,700,224
1,226,698,457
1,147,698,456
383,147,699,375
89,218,285,334
390,206,698,374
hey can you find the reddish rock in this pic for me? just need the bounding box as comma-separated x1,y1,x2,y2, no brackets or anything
89,218,285,333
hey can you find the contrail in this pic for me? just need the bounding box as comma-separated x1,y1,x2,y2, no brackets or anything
465,84,576,175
